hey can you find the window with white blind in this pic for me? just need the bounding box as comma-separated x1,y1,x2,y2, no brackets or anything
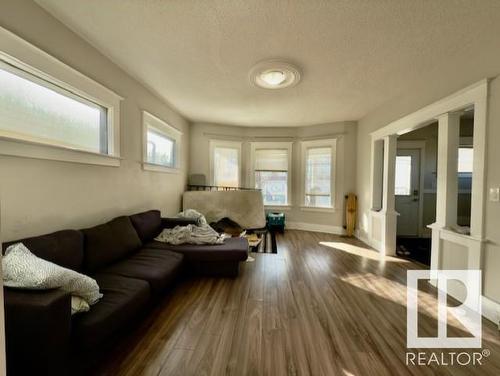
209,140,241,187
251,142,292,206
300,139,336,209
142,111,182,173
305,147,332,207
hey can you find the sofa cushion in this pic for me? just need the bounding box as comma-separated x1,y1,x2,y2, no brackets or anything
129,210,162,243
101,248,184,294
144,237,249,262
82,216,142,273
2,230,84,272
72,274,150,349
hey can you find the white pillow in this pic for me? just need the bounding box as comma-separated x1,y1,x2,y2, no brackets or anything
2,243,103,305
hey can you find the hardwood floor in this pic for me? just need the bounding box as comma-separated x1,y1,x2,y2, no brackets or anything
95,230,500,376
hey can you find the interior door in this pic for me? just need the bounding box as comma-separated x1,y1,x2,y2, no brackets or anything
395,149,421,236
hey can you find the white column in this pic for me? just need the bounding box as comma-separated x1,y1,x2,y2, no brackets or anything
430,112,460,274
436,112,460,227
381,135,398,256
370,139,384,210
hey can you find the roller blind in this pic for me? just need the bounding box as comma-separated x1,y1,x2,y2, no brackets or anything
254,149,288,171
214,146,239,187
305,147,331,195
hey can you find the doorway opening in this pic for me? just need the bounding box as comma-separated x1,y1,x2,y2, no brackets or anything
395,122,437,265
394,110,475,266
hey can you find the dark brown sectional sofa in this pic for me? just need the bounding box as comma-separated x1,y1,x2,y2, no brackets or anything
2,210,248,376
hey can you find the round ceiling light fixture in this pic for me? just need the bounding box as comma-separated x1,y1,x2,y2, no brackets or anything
250,60,301,89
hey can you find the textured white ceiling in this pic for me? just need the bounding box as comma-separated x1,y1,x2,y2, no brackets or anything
36,0,500,127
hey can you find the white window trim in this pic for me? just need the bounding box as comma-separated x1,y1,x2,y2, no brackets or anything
300,138,337,210
142,111,182,174
249,141,293,207
0,26,122,167
209,139,242,187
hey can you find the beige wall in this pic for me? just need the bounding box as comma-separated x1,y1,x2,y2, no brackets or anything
0,0,190,241
190,121,357,229
356,72,500,303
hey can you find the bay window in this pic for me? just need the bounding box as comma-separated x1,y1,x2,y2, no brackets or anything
209,140,241,187
301,139,336,208
251,142,292,206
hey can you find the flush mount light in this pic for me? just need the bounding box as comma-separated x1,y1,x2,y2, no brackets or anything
250,60,301,89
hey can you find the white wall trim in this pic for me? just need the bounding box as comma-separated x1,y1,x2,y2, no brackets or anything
370,79,488,139
287,221,345,235
0,136,121,167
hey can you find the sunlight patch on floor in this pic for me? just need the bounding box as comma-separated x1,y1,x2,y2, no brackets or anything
319,241,409,263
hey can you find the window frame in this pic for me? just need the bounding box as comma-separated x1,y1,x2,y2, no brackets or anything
300,139,337,210
209,139,242,187
0,26,122,167
142,111,182,173
250,141,293,207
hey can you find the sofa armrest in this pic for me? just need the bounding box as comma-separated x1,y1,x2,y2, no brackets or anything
4,287,72,375
161,217,199,228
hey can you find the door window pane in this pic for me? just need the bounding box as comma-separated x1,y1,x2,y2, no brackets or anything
146,128,175,167
395,156,412,195
0,64,107,153
305,147,331,207
213,147,239,187
458,147,473,173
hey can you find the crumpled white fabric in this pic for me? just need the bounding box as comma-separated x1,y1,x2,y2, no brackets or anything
176,209,207,225
155,223,226,245
155,209,227,245
2,243,102,314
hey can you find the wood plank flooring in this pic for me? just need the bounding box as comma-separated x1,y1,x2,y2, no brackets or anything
95,230,500,376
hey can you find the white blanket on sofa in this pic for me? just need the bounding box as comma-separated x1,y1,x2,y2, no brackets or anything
2,243,103,314
154,209,226,245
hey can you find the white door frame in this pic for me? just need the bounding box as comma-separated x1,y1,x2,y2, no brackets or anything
396,141,426,237
368,79,488,270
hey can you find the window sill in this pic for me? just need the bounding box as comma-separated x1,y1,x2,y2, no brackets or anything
142,162,180,174
264,205,292,211
0,136,121,167
299,206,337,213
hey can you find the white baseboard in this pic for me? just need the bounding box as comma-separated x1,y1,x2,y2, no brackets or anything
354,230,382,251
286,221,345,235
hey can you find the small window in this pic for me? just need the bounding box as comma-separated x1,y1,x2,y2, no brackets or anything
210,141,241,187
0,61,108,154
143,111,182,172
146,128,175,167
305,147,332,207
251,144,292,206
395,156,412,195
